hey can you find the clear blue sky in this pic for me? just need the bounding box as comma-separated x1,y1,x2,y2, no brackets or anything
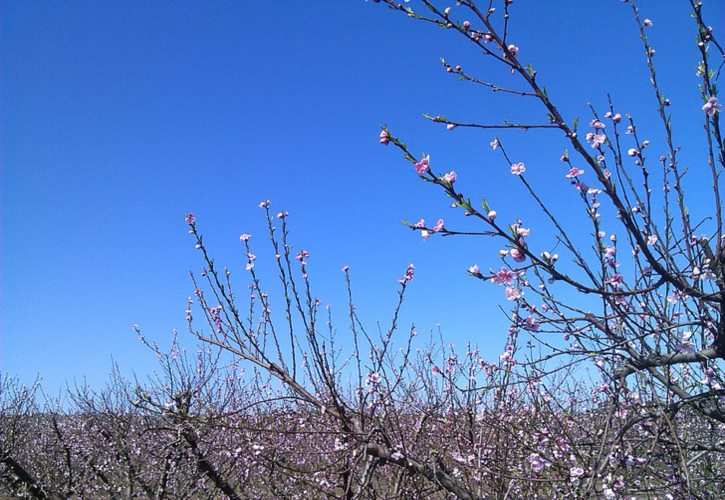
2,1,722,393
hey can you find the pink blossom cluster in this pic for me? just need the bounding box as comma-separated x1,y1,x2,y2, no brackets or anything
398,263,415,284
702,96,721,116
415,217,445,240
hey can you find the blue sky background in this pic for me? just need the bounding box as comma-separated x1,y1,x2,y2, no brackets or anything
2,1,722,394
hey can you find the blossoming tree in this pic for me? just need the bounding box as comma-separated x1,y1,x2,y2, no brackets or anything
374,0,725,495
2,1,724,498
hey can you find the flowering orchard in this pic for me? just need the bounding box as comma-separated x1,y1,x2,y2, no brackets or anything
3,0,725,498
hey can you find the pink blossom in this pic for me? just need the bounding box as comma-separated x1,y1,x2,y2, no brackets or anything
569,467,585,479
490,138,499,150
677,331,694,353
510,248,526,263
401,263,415,283
258,199,270,208
414,218,425,228
491,267,516,285
702,96,722,116
432,218,445,232
446,123,457,130
462,20,471,30
379,130,390,145
565,166,584,178
612,112,622,123
590,119,606,129
589,133,606,148
447,354,457,367
700,368,720,388
522,316,539,332
468,264,481,275
505,286,523,301
667,290,687,304
185,213,196,225
646,234,658,245
341,265,350,272
421,230,431,240
442,171,457,184
606,273,623,288
414,155,430,175
627,148,639,157
541,251,552,261
516,227,531,237
487,210,497,221
643,18,653,27
239,233,251,241
529,453,548,473
510,162,526,175
507,44,519,56
277,211,289,219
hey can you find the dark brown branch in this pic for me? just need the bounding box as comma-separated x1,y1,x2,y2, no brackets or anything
364,442,477,500
0,455,50,499
615,347,721,379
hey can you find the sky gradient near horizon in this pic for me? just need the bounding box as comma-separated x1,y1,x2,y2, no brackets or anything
2,1,723,394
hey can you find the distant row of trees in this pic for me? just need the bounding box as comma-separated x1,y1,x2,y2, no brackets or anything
3,0,724,498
